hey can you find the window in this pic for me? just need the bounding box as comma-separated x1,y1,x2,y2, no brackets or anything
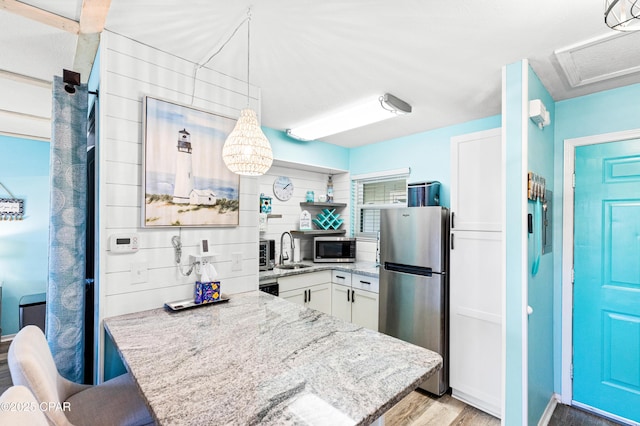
352,169,409,239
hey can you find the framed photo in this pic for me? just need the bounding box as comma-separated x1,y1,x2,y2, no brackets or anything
143,96,240,227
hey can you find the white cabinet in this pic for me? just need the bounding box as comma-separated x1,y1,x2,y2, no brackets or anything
331,271,379,331
351,288,379,331
450,128,502,232
278,270,332,315
449,128,503,418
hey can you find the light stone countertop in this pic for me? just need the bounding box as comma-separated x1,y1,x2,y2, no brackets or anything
259,261,379,282
104,290,441,426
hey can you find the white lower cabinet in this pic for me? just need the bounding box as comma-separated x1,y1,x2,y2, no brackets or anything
331,271,379,331
278,271,332,315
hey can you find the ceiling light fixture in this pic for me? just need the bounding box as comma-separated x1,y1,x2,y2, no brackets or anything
605,0,640,31
221,8,273,176
286,93,412,142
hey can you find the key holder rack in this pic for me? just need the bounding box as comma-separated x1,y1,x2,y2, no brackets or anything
0,182,24,220
527,172,546,201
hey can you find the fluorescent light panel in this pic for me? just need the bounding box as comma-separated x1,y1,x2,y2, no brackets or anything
286,93,411,141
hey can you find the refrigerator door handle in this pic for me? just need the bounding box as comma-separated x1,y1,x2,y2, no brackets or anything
384,262,433,276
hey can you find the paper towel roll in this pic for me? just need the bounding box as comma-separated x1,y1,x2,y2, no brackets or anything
293,238,301,262
259,213,268,232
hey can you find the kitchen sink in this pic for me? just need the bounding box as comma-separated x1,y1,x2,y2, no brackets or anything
275,263,312,270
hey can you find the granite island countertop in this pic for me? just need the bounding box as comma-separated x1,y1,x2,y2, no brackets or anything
260,261,379,282
104,291,441,426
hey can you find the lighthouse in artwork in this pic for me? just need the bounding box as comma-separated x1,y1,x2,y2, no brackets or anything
173,128,194,204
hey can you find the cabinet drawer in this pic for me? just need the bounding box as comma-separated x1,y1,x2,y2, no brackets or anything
351,274,379,294
331,270,352,286
278,270,332,292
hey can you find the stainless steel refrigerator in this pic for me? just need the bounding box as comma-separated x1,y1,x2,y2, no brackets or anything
379,206,449,396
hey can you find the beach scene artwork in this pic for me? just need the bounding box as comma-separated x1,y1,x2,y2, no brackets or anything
143,97,240,227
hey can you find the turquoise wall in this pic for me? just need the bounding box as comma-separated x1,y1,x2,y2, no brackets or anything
264,127,350,171
0,136,50,335
527,66,555,425
504,60,526,425
348,115,501,207
553,82,640,394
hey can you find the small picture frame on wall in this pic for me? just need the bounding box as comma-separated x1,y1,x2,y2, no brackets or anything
142,96,240,227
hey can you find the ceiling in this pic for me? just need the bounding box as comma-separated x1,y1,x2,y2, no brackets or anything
1,0,639,147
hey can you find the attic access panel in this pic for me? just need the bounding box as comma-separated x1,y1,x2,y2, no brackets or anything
555,31,640,88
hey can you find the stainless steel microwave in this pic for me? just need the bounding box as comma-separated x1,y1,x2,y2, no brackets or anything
313,237,356,263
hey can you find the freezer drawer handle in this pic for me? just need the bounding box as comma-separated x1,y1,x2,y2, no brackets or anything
384,262,433,276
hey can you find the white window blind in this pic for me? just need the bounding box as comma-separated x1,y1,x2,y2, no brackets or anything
352,169,409,239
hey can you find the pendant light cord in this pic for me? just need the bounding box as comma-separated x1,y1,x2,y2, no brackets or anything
190,7,252,105
246,9,251,107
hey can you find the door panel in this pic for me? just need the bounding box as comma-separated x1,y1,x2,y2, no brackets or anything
307,283,331,315
573,140,640,422
331,284,351,323
279,288,306,307
351,288,379,331
450,128,502,232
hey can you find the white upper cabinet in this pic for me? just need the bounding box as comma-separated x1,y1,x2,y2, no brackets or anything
450,128,502,232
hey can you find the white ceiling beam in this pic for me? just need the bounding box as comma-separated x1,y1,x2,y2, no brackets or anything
78,0,111,33
0,69,51,88
0,0,79,34
74,0,112,83
0,108,50,122
0,130,49,142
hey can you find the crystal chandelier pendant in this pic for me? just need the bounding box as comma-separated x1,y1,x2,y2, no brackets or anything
222,108,273,176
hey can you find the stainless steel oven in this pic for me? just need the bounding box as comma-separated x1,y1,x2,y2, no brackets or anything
313,237,356,263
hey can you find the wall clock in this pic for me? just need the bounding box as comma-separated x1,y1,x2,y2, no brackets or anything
273,176,294,201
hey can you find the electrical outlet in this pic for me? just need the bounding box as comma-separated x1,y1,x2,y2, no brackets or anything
231,252,242,271
131,262,148,284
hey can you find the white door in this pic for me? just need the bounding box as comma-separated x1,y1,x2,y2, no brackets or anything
332,284,352,323
449,127,503,418
449,231,502,417
450,128,502,232
351,288,379,331
307,283,332,315
279,288,306,307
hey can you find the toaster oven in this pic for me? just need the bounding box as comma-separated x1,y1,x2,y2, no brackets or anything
259,239,275,271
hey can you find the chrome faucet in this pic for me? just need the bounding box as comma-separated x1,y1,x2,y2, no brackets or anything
279,231,295,265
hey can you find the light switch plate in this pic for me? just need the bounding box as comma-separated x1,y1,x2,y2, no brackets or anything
231,252,242,271
131,262,148,284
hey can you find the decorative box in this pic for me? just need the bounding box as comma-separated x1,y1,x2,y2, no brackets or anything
194,281,221,304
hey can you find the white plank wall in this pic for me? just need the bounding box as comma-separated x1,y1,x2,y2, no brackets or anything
258,165,350,261
96,31,261,376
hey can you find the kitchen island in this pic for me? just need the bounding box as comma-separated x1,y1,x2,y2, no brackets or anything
104,291,441,425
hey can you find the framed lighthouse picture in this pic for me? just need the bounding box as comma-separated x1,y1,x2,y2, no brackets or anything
142,96,240,227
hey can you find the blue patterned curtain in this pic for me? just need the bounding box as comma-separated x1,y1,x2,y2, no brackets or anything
47,76,88,382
